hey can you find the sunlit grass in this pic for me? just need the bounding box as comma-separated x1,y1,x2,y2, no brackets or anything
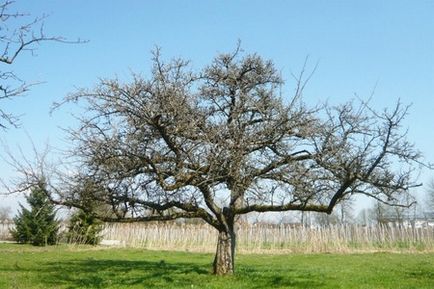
0,243,433,288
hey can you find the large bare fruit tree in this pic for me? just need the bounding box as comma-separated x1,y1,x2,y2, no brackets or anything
19,48,423,275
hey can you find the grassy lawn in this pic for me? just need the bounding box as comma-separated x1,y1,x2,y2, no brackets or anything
0,243,433,289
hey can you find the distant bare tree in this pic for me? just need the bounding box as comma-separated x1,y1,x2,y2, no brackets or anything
313,211,339,226
338,197,355,224
425,179,434,213
356,208,370,226
0,205,11,221
369,194,415,226
369,201,388,225
0,0,83,128
13,48,425,275
312,197,354,226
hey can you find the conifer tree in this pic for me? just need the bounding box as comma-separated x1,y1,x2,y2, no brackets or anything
11,183,59,246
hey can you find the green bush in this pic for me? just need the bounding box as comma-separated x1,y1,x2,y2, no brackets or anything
66,209,103,245
10,184,59,246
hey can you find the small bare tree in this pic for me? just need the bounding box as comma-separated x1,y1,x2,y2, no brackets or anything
0,0,83,128
15,48,424,275
369,201,390,225
338,197,355,224
425,179,434,214
0,205,11,221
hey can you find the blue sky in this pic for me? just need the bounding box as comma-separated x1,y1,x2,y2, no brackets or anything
1,1,433,214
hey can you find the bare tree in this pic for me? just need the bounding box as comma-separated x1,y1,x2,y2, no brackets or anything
356,208,371,226
368,193,416,226
338,197,354,224
425,179,434,214
369,201,389,225
313,211,339,226
15,48,424,275
0,0,82,128
0,205,11,221
312,197,353,226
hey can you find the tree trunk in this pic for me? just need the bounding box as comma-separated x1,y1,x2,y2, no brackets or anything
213,229,236,275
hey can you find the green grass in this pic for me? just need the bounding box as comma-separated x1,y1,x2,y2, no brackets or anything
0,243,433,288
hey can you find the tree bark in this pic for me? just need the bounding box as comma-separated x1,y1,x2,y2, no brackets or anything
213,229,236,275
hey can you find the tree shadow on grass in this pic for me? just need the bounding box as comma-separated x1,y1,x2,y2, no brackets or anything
24,258,327,289
236,265,326,289
34,259,210,288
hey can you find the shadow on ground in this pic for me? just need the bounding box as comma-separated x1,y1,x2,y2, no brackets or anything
36,259,209,288
236,265,326,289
15,258,326,288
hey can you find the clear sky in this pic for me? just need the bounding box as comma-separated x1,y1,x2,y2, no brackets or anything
1,0,433,214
